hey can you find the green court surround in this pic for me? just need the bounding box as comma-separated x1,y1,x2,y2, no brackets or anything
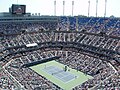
30,60,93,90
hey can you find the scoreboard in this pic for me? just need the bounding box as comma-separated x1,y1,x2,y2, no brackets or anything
12,4,26,15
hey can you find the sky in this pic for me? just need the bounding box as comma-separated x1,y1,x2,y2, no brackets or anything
0,0,120,17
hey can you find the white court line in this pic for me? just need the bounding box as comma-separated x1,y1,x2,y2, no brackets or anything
42,66,77,83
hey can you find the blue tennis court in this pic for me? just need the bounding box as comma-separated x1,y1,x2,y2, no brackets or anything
30,60,93,89
42,66,78,83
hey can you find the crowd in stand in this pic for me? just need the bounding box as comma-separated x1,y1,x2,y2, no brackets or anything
0,70,19,90
0,16,120,90
58,17,120,36
3,49,120,90
5,50,63,90
0,21,57,34
96,73,120,90
1,32,119,50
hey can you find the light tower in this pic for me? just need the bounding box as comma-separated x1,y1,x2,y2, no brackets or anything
17,0,18,4
96,0,98,17
54,1,56,16
72,1,74,16
104,0,107,17
63,1,65,16
88,0,90,17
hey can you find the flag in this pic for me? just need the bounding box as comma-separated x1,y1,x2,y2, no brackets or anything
96,0,98,3
88,0,90,3
72,1,74,5
63,1,65,5
54,1,56,5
